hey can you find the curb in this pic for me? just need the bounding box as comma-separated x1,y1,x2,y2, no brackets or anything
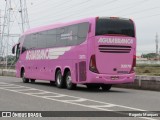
114,76,160,91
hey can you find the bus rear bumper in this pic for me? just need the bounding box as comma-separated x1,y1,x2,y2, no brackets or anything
87,72,135,84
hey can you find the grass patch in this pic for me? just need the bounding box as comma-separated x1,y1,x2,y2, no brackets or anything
136,64,160,67
136,66,160,76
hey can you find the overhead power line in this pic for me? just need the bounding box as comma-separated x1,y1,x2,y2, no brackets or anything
111,0,149,15
52,0,118,22
122,6,160,16
30,0,119,24
30,0,92,22
29,0,74,15
135,12,160,20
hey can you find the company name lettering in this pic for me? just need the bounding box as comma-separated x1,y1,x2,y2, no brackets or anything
26,49,49,60
25,47,71,60
98,38,133,44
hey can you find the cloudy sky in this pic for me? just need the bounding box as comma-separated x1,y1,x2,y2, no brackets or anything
1,0,160,55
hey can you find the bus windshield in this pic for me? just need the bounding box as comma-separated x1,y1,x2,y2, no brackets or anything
96,17,135,37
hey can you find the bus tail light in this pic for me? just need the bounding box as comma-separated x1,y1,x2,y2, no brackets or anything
130,55,136,73
89,55,99,73
96,17,99,21
133,55,136,67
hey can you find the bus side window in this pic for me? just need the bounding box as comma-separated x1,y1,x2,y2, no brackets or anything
21,47,26,53
67,24,78,46
46,29,57,48
30,33,38,49
56,27,68,47
77,22,89,45
17,36,26,54
37,32,47,48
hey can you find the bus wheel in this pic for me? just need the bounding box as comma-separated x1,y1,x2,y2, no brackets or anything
86,84,100,90
55,70,65,88
65,71,76,90
30,79,35,83
101,84,112,91
22,70,29,83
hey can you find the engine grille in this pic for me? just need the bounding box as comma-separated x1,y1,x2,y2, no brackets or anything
99,45,131,53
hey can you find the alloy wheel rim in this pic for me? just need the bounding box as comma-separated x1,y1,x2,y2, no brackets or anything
66,76,71,87
57,74,61,85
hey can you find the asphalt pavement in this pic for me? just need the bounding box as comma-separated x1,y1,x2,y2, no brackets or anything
0,76,160,120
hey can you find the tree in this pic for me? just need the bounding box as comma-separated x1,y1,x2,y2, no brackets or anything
141,53,159,59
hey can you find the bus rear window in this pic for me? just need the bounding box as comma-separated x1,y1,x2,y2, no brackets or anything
96,18,135,37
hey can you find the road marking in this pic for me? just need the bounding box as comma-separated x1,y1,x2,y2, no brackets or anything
0,84,15,87
44,94,67,98
0,86,24,88
27,91,52,95
89,104,117,108
15,88,37,91
62,98,87,102
0,82,9,85
0,82,157,120
24,89,50,94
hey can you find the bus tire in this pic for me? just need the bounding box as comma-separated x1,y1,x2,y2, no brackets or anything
22,70,29,83
86,84,100,90
65,71,76,90
55,70,65,88
101,84,112,91
30,79,35,83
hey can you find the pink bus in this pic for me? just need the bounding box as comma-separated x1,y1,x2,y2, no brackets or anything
12,17,136,91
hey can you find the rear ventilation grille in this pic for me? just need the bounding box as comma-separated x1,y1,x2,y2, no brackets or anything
99,45,131,53
79,61,86,81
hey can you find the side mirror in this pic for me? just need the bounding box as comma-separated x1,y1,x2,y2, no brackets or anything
12,46,15,54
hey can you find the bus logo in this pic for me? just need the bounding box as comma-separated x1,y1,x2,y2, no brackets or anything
61,31,72,40
26,47,71,60
98,38,133,44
